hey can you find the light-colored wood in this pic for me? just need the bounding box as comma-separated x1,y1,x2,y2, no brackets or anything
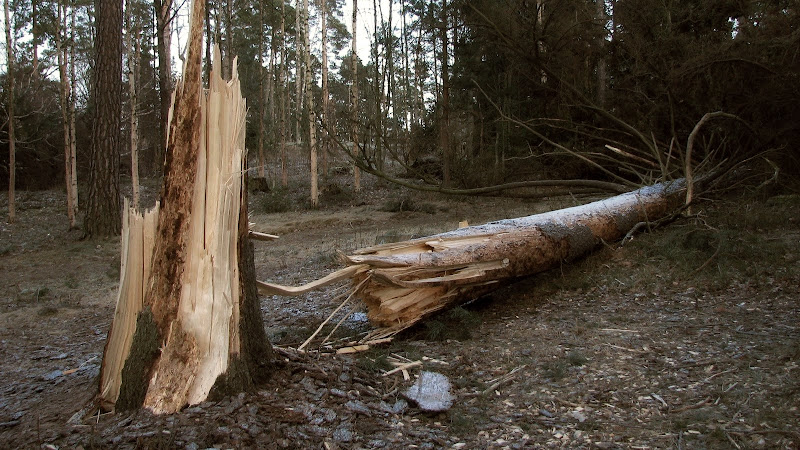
336,345,370,354
99,37,252,413
145,47,247,413
259,180,688,341
98,199,159,409
257,264,367,296
347,180,687,335
383,361,422,377
249,230,280,241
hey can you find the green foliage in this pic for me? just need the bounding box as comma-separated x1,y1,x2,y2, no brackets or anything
379,196,437,214
566,350,588,367
259,188,293,214
17,287,50,302
540,360,568,382
356,348,392,374
64,275,79,289
448,410,477,435
320,182,354,205
424,320,447,341
424,306,481,341
38,306,59,316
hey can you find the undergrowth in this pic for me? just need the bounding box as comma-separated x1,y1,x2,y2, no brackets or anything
423,306,482,341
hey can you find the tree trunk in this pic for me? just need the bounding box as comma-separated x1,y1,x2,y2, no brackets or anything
401,0,411,158
279,0,288,187
372,0,383,172
4,0,15,224
414,28,423,131
205,0,212,81
57,0,77,228
85,0,123,237
303,0,318,207
126,0,141,209
263,15,277,180
222,0,233,79
596,0,607,107
259,180,689,338
439,0,451,187
351,0,361,191
295,0,303,144
320,0,329,176
154,0,173,174
69,0,78,216
31,0,40,81
258,0,266,178
99,3,273,411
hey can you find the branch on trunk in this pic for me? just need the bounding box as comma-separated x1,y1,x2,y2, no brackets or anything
684,111,741,210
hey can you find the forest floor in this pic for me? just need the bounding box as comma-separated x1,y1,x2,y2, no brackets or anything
1,167,799,449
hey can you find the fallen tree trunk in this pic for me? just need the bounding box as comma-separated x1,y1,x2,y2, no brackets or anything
259,179,688,339
98,23,272,413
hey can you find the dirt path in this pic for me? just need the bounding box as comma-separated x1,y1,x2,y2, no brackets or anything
1,179,798,448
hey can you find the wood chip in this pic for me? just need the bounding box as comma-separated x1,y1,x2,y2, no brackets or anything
248,230,279,241
336,345,370,354
383,361,422,377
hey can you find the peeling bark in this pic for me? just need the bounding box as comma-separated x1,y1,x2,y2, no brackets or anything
260,180,688,338
347,180,687,335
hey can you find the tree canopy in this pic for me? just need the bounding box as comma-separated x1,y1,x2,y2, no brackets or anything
2,0,798,213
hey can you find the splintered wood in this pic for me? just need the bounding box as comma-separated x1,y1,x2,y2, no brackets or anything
260,180,688,340
99,199,159,405
347,180,687,336
99,45,249,413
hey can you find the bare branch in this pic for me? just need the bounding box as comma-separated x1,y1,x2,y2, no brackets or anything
320,120,629,196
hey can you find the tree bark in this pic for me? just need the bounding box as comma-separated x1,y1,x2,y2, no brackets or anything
58,0,75,227
439,0,451,187
57,0,78,228
372,0,383,171
303,0,318,207
595,0,608,107
259,180,689,338
351,0,361,191
126,0,141,209
347,180,687,335
320,0,329,176
295,0,303,144
4,0,15,224
279,0,288,187
85,0,123,237
69,0,78,214
258,0,266,178
401,0,411,158
31,0,39,78
99,6,273,411
153,0,173,174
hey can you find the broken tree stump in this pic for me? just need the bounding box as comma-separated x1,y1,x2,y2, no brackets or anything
98,20,272,413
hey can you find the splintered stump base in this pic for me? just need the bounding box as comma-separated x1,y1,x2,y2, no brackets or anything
98,43,271,414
